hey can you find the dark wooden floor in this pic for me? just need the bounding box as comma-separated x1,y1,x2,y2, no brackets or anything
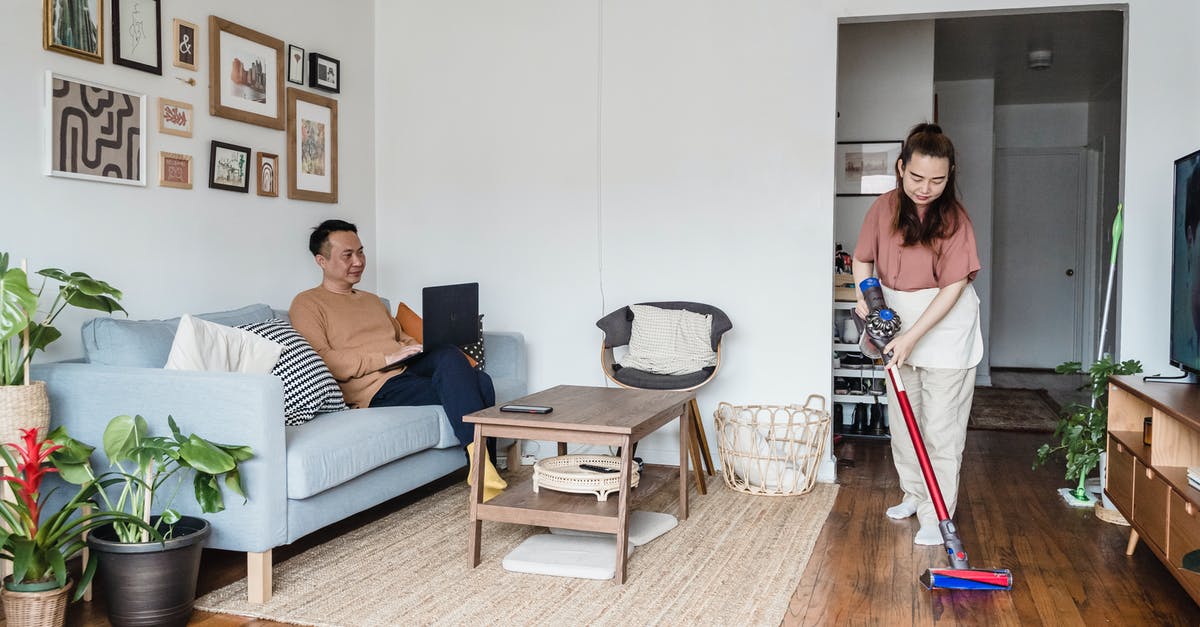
36,430,1200,626
786,430,1200,626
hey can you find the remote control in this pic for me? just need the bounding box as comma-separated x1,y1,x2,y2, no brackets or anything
578,463,620,474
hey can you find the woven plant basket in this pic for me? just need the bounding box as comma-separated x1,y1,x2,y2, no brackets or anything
1,579,72,627
0,381,51,445
714,395,830,497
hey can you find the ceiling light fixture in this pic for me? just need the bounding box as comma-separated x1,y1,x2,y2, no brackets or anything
1027,49,1053,71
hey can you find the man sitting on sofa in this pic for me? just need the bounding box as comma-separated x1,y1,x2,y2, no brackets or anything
289,219,506,498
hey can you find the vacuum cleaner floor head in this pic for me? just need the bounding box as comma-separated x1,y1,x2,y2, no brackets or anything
921,568,1014,591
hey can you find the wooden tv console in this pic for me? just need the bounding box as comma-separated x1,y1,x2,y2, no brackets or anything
1106,374,1200,603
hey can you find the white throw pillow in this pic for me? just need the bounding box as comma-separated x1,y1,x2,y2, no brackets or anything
618,304,717,375
165,314,283,374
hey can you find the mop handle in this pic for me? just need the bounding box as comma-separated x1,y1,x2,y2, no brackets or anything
885,363,951,522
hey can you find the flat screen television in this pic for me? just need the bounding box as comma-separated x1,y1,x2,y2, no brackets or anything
1169,147,1200,380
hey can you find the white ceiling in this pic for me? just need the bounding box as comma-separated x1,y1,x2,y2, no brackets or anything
934,10,1124,105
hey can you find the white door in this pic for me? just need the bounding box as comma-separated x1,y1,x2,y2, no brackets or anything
991,149,1086,368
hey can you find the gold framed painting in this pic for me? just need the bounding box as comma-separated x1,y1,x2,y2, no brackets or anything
209,16,284,130
158,98,193,137
257,152,278,197
287,88,337,203
159,152,192,189
44,0,104,63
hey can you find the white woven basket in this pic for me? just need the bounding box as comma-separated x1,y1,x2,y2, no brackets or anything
714,395,830,496
532,454,641,501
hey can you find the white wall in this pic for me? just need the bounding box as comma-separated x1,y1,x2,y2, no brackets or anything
0,0,376,361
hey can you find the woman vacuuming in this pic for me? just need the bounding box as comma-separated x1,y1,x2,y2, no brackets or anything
852,122,983,546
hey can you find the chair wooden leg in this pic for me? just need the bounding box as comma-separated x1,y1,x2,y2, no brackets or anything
685,403,707,495
248,550,272,603
690,399,716,476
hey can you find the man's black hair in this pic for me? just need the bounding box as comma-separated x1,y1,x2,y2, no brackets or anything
309,219,358,256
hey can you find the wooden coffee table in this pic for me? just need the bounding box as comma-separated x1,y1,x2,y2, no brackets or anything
465,385,694,583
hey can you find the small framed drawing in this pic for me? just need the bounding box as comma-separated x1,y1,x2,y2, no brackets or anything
209,140,251,193
308,53,340,93
44,0,103,63
835,141,902,196
209,16,285,130
172,18,198,71
158,98,193,137
159,152,192,189
287,88,338,203
112,0,162,75
257,152,279,197
45,72,145,186
287,45,305,85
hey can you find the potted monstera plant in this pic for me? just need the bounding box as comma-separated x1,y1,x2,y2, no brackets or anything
0,252,124,442
52,414,252,627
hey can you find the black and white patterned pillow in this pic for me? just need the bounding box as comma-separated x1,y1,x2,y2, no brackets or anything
236,318,347,425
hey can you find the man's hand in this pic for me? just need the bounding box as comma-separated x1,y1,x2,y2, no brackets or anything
386,344,423,365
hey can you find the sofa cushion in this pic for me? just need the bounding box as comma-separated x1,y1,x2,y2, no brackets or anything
83,304,276,367
236,318,347,426
165,314,283,374
284,405,444,499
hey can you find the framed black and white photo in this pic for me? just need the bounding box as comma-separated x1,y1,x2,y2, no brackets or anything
45,72,145,186
308,52,340,93
209,16,285,129
172,18,197,71
209,140,251,193
834,141,902,196
287,44,305,85
112,0,162,75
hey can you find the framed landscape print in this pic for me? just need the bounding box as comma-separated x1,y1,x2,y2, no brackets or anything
209,16,285,130
44,0,103,63
158,98,193,137
287,45,305,85
159,152,192,189
287,88,337,203
257,152,278,197
209,141,251,192
308,53,340,93
834,141,902,196
45,72,145,186
172,18,198,71
112,0,162,75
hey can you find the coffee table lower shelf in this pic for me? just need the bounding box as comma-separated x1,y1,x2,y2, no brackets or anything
476,465,678,534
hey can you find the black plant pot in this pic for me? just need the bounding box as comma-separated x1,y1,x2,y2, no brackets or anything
86,516,211,627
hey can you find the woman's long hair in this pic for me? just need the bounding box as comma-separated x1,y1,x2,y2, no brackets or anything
893,123,964,247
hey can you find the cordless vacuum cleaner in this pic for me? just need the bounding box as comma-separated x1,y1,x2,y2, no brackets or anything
853,277,1013,591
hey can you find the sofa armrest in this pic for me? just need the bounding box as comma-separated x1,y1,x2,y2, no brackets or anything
31,363,289,553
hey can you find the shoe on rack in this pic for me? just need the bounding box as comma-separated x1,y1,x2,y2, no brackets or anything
848,378,865,395
869,377,886,396
870,404,886,435
832,404,844,434
834,377,850,395
840,352,869,367
851,403,867,434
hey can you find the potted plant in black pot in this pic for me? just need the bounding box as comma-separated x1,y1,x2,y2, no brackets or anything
52,414,252,627
0,427,155,627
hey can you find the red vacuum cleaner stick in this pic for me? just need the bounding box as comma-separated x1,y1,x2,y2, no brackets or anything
856,277,1013,592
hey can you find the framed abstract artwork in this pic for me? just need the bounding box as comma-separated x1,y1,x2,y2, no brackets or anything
45,72,145,186
158,152,192,189
287,44,305,85
834,141,902,196
172,18,198,71
43,0,103,63
308,52,340,93
257,152,278,197
158,98,193,137
287,87,337,203
209,16,285,130
112,0,162,75
209,140,251,193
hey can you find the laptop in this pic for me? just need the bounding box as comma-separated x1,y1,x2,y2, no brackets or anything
382,282,479,371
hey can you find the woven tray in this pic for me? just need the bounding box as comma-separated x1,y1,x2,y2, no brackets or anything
532,454,640,501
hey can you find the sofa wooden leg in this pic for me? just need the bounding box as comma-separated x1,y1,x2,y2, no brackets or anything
248,550,272,603
1125,529,1140,556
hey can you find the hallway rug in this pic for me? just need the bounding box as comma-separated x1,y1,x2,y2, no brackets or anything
969,386,1061,433
195,472,838,626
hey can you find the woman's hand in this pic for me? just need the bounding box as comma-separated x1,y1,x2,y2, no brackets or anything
884,333,918,369
855,298,869,319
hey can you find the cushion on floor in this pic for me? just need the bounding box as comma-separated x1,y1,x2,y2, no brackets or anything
548,510,678,546
501,533,634,580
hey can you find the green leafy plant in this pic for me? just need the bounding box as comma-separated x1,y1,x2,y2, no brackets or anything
0,252,124,385
52,415,253,543
0,428,156,598
1035,355,1143,501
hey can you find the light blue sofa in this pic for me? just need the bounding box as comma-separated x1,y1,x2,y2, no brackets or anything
31,303,526,603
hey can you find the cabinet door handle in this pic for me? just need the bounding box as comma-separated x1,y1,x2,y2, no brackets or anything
1187,502,1195,516
1145,467,1154,480
1117,443,1125,453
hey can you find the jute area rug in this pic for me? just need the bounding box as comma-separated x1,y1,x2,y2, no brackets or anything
968,386,1061,433
195,472,837,627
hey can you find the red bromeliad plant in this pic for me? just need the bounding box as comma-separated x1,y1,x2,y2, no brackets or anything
0,427,156,597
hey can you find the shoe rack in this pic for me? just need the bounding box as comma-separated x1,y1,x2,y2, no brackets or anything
833,277,890,440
